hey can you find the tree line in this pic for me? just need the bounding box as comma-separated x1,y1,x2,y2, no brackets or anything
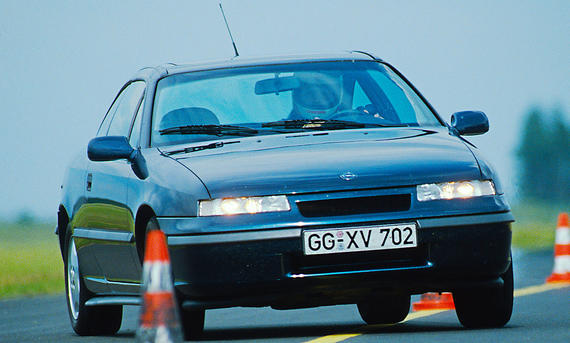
516,107,569,203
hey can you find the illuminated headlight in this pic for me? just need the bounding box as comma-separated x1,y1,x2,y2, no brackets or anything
417,180,495,201
199,195,291,216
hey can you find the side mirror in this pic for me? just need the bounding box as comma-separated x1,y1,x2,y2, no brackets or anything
451,111,489,136
88,136,133,161
87,136,148,179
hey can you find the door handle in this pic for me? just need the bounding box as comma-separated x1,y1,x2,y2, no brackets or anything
86,173,92,192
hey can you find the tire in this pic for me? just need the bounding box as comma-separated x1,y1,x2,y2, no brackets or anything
179,307,205,340
64,228,123,336
453,259,514,328
357,293,410,324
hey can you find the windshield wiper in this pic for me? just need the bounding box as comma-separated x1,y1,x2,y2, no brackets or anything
165,140,240,156
159,124,259,137
262,119,408,130
262,119,364,129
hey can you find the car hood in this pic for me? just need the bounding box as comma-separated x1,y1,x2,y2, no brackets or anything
167,128,481,198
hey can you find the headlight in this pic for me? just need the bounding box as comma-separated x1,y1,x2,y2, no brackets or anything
199,195,291,216
417,180,495,201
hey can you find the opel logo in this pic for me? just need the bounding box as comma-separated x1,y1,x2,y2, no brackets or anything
339,171,357,181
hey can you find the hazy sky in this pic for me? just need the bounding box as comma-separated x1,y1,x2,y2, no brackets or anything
0,0,568,219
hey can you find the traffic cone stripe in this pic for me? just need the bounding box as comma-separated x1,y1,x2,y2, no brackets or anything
546,273,570,282
143,230,171,263
546,213,570,284
554,227,570,245
554,244,570,256
550,255,570,274
144,262,175,293
140,292,180,328
558,213,568,227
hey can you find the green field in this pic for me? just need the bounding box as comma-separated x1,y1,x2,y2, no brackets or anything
0,221,63,298
0,202,565,298
510,202,566,251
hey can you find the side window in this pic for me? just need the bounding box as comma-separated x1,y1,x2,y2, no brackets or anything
129,96,144,147
97,93,122,137
107,81,146,137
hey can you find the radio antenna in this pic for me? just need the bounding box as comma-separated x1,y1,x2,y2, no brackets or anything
219,2,239,57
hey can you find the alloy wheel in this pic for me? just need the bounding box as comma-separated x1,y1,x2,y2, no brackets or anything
66,237,80,320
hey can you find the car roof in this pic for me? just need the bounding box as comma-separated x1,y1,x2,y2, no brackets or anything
131,51,383,82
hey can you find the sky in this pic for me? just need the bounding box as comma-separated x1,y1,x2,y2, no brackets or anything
0,0,568,220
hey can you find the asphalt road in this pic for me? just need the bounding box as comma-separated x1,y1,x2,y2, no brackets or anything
1,250,568,343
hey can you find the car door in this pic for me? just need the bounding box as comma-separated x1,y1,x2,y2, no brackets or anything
81,81,146,293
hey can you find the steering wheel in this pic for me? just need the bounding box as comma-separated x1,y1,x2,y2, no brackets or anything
327,109,367,121
327,109,397,126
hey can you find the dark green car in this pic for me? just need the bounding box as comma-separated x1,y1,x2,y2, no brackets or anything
57,52,513,339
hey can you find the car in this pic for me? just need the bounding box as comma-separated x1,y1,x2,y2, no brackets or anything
57,51,514,339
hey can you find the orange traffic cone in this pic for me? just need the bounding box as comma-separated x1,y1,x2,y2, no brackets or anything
412,292,455,311
546,213,570,283
136,229,183,343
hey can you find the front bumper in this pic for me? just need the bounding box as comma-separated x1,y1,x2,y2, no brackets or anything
162,211,513,310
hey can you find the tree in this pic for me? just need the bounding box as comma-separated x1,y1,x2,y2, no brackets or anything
516,107,569,203
550,108,570,202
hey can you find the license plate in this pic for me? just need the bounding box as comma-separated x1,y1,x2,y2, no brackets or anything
302,223,417,255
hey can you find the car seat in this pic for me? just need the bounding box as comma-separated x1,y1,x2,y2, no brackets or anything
159,107,220,130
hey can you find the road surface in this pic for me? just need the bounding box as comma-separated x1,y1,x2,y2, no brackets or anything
1,250,568,342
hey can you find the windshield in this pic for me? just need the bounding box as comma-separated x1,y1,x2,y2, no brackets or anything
152,61,442,146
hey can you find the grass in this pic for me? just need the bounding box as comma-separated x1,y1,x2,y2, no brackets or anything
0,221,64,299
511,201,566,251
511,222,556,251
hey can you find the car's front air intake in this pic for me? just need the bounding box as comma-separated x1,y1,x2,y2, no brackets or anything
296,194,411,217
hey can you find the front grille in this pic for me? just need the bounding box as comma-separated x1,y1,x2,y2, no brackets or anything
296,194,411,217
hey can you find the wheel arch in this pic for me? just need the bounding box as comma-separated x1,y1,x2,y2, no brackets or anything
57,205,70,258
134,204,156,262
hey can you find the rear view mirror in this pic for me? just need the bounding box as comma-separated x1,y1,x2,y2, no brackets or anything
87,136,148,179
255,76,300,95
451,111,489,136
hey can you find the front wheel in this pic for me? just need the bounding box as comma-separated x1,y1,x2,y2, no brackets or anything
179,307,205,340
64,229,122,335
453,260,514,328
357,293,410,324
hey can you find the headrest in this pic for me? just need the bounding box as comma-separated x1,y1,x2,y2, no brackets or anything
159,107,220,130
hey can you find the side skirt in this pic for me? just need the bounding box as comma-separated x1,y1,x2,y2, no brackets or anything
85,296,141,307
